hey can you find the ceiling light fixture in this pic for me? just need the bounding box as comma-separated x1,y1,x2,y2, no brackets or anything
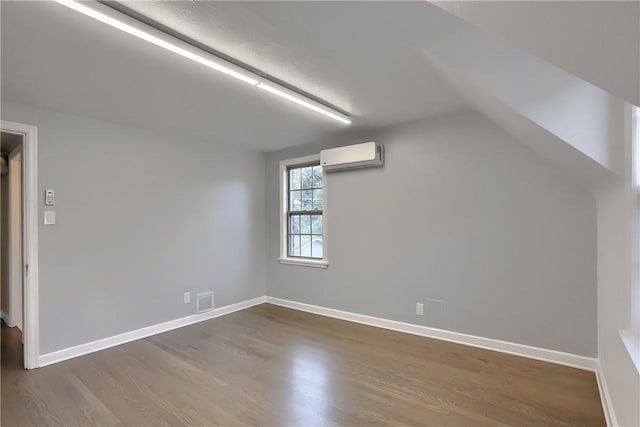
51,0,351,125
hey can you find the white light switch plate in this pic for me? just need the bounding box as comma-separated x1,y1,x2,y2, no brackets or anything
45,189,55,206
44,210,56,225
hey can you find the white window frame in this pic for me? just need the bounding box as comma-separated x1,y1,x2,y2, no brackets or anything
278,154,329,268
632,105,640,339
620,103,640,373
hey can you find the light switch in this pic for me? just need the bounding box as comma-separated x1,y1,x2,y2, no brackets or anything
45,189,55,206
44,211,56,225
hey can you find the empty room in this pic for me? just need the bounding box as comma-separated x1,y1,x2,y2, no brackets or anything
1,1,639,426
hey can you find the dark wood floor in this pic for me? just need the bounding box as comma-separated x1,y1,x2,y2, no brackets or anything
2,304,605,426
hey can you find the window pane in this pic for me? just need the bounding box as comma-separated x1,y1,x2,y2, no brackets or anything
313,166,323,188
301,215,311,234
290,168,301,190
311,236,323,258
302,190,313,210
312,215,322,234
312,189,323,210
290,215,300,234
289,235,300,256
290,190,301,211
285,162,323,259
301,167,313,189
301,235,311,257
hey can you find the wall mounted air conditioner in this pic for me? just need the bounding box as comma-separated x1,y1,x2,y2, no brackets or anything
320,142,384,172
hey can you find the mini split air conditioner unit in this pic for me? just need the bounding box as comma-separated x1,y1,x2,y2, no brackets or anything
320,142,384,172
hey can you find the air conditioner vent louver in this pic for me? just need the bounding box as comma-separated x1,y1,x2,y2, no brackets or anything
196,292,214,313
320,142,384,172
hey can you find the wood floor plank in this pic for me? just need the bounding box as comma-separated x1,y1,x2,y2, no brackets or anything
1,303,605,426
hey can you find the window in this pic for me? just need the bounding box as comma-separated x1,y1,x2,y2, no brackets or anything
279,155,328,268
621,104,640,372
632,105,640,338
288,163,324,258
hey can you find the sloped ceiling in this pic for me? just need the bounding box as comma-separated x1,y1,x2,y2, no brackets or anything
433,1,640,107
0,1,467,150
430,59,616,191
419,1,629,192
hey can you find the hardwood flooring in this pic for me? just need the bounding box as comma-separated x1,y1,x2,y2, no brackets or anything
2,304,605,426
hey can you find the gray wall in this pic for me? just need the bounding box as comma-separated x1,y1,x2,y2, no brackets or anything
265,111,597,356
1,102,267,354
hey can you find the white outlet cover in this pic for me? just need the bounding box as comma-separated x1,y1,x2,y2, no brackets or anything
416,303,424,316
183,292,191,304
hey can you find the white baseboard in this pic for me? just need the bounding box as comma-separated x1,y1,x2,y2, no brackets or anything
36,295,608,422
38,296,267,367
38,295,598,373
265,296,598,372
595,361,618,427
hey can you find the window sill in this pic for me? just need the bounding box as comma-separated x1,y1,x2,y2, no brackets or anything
619,329,640,375
278,257,329,269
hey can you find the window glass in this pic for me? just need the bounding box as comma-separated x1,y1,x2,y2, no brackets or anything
287,162,323,259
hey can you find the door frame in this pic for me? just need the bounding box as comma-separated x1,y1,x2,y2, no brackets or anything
1,120,39,369
8,146,23,331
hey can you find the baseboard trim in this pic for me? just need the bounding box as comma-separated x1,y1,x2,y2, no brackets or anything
38,296,267,367
39,295,598,373
595,360,618,427
265,296,597,372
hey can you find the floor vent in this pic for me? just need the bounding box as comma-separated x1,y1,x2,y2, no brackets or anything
196,292,214,313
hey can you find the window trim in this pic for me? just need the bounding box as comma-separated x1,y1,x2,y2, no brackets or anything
278,154,329,268
621,103,640,374
632,104,640,340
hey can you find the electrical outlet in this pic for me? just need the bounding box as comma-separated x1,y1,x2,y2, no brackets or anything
44,211,56,225
416,303,424,316
183,292,191,304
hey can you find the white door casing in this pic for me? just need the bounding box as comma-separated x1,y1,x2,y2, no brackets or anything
1,120,39,369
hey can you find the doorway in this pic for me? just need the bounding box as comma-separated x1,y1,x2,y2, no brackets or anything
0,121,38,369
1,132,23,331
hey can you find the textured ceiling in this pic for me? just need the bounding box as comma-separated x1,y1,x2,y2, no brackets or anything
1,1,468,150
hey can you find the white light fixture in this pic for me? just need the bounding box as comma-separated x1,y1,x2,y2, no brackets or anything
52,0,351,125
257,83,351,125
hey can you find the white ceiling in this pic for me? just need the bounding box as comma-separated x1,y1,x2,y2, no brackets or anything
1,1,468,151
433,0,640,107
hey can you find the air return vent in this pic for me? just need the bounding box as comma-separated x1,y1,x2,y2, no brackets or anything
196,292,214,313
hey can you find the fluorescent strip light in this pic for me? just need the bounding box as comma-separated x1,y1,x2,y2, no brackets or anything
257,83,351,125
51,0,351,125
